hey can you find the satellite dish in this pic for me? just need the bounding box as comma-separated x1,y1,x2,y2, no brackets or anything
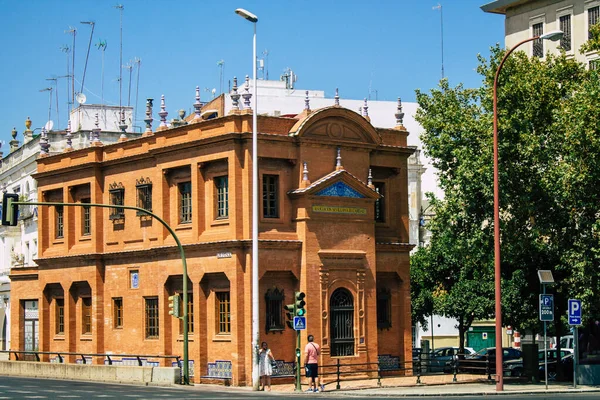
211,88,216,95
44,120,54,132
76,92,87,104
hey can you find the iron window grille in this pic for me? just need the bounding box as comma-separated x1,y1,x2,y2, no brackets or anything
109,182,125,220
590,6,599,40
55,298,64,335
113,298,123,329
265,288,285,332
215,176,229,219
590,59,600,71
262,175,279,218
82,297,92,334
55,206,64,238
145,297,159,339
374,182,385,223
216,291,231,334
178,293,194,334
559,14,572,52
178,182,192,223
330,288,355,357
532,23,544,58
377,288,392,329
136,177,152,215
82,198,91,236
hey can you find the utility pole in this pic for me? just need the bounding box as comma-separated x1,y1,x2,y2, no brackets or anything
115,5,124,117
65,27,77,107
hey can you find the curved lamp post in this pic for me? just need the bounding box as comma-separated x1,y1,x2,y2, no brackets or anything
235,7,260,391
492,30,562,391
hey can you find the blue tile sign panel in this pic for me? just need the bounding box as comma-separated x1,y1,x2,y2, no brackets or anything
539,294,554,322
568,299,582,326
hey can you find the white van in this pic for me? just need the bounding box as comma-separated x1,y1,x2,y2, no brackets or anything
559,335,574,349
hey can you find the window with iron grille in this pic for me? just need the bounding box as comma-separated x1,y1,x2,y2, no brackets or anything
82,198,91,236
113,297,123,329
145,297,159,338
136,177,152,215
590,6,600,40
559,14,572,51
178,293,194,334
532,23,544,57
374,182,385,223
590,59,600,71
265,288,284,332
82,297,92,334
216,291,231,334
215,176,229,219
56,206,64,238
262,175,279,219
178,182,192,223
377,289,392,329
109,183,125,220
55,298,64,335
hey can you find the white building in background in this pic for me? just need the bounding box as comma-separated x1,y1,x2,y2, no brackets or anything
481,0,600,69
0,106,140,354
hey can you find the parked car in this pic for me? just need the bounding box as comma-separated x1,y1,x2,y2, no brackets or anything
428,347,475,373
412,348,423,362
539,353,574,381
458,347,522,374
502,348,573,377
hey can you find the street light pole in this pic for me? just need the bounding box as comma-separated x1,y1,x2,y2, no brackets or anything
492,30,562,392
235,7,260,391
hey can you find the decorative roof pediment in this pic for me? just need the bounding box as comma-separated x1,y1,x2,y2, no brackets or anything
288,169,380,199
289,106,381,146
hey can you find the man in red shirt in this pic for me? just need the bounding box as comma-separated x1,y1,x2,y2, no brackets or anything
304,334,323,392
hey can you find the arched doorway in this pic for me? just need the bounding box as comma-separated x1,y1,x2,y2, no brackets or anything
329,288,355,356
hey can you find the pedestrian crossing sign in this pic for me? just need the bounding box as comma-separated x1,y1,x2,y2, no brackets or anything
293,316,306,330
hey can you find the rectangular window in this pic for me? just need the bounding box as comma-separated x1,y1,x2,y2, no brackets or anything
145,297,159,339
82,198,91,236
532,22,544,57
82,297,92,334
113,297,123,329
262,175,279,219
109,186,125,220
590,6,600,40
377,290,392,329
55,206,64,238
178,182,192,223
136,178,152,215
265,288,284,331
374,182,385,223
216,291,231,334
55,298,64,335
179,293,194,334
215,176,229,219
590,59,600,71
559,14,572,52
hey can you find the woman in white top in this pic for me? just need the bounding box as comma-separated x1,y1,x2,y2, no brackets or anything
258,341,276,391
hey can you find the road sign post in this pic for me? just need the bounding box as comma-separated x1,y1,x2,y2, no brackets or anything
539,294,554,322
568,299,582,388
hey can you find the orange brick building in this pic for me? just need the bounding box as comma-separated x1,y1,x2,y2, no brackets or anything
10,94,414,385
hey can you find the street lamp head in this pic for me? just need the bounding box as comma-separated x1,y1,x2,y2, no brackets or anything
235,8,258,23
540,30,563,41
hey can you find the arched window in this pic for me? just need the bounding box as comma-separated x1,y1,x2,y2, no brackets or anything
329,288,354,356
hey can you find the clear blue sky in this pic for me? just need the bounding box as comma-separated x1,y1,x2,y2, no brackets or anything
0,0,503,146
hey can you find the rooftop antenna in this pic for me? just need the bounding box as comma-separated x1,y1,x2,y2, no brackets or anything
80,21,95,95
433,3,444,79
262,49,269,80
125,62,133,106
39,87,53,129
95,39,107,106
65,27,77,109
45,77,60,129
114,4,124,118
133,57,141,128
217,60,225,94
60,45,71,116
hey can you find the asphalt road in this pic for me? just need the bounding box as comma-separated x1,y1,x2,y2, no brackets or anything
0,377,599,399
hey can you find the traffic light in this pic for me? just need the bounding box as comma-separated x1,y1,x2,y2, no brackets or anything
1,193,19,226
284,302,295,329
295,292,306,317
168,294,181,318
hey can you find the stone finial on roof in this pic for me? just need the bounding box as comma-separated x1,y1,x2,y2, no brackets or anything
335,147,343,171
9,127,19,153
158,94,169,130
362,98,370,122
301,161,310,188
334,88,340,106
304,91,310,111
119,107,128,135
39,127,50,157
367,168,374,189
395,97,405,127
24,116,33,143
230,77,241,113
143,98,154,136
194,86,202,120
242,75,252,110
65,120,73,151
91,112,103,146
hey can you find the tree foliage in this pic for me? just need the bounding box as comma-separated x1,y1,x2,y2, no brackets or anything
411,42,600,345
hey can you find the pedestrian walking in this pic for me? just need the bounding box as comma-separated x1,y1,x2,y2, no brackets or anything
258,341,276,391
304,334,324,392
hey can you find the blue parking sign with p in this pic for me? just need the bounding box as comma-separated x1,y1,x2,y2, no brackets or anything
539,294,554,321
568,299,582,326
